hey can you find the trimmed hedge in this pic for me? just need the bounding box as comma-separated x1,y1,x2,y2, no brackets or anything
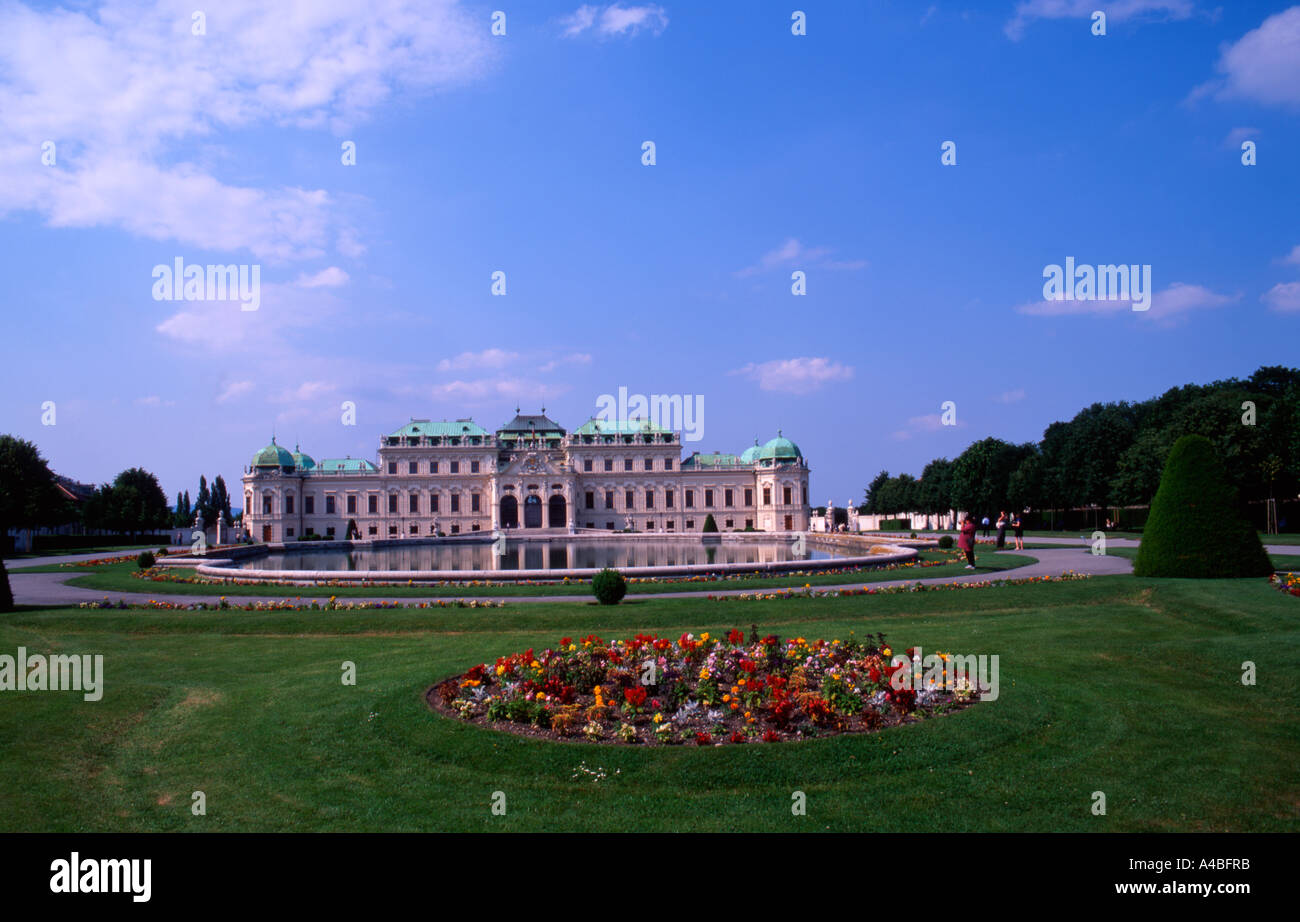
937,535,954,549
592,567,627,605
702,514,718,533
136,551,156,570
1133,435,1272,579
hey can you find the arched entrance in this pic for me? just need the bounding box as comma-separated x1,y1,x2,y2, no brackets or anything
524,494,542,528
548,494,566,527
500,495,518,528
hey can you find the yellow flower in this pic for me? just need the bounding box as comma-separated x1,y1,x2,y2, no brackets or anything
882,647,892,657
700,632,710,642
738,678,747,686
653,712,663,723
722,694,731,702
495,665,505,676
699,667,710,680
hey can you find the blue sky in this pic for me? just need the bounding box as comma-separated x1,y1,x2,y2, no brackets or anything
1,0,1297,507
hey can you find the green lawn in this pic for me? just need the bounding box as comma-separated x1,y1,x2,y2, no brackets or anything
48,551,1036,597
3,544,167,560
2,574,1296,831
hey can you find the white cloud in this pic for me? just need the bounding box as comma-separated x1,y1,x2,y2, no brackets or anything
1262,282,1300,312
295,266,350,288
730,357,854,395
1279,244,1300,266
1223,126,1258,149
539,352,593,373
0,0,494,261
1204,7,1300,107
891,414,956,441
216,380,255,403
1005,0,1193,41
436,349,521,372
134,394,175,407
996,389,1027,404
734,238,866,278
561,4,668,38
430,378,566,402
1015,283,1238,320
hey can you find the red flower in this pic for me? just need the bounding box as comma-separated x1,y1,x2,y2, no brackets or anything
695,731,712,745
624,686,647,707
727,628,745,645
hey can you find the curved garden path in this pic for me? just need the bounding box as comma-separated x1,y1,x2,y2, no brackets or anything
8,546,1136,607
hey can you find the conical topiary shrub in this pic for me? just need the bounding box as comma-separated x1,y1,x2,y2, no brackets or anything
1133,434,1272,578
0,558,12,612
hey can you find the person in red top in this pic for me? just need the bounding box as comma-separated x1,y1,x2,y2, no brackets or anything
957,516,977,569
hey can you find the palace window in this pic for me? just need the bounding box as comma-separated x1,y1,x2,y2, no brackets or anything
745,518,753,529
585,492,594,509
624,458,633,472
704,489,714,507
326,496,336,515
685,490,694,508
388,462,397,474
368,495,378,514
644,458,653,471
451,525,460,534
326,526,336,537
724,489,733,507
368,524,378,536
286,495,294,514
645,490,654,509
471,461,480,474
783,486,792,504
286,527,295,537
725,518,734,528
409,494,418,513
584,459,593,472
431,494,439,512
305,527,314,536
347,496,356,514
305,496,315,514
604,459,613,472
431,461,439,473
665,458,673,470
606,522,614,530
605,491,614,509
666,520,674,530
408,461,418,474
451,494,460,513
262,496,272,515
450,461,459,474
744,488,753,506
471,493,480,513
763,487,772,505
388,524,397,536
685,519,695,530
625,490,634,509
409,523,418,534
388,495,397,514
665,489,674,508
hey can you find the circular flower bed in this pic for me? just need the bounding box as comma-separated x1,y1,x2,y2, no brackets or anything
430,628,987,746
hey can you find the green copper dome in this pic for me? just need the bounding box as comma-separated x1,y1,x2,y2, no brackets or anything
291,444,316,471
758,433,802,462
739,439,761,464
252,437,295,470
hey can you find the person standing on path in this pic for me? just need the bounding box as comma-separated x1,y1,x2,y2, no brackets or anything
959,516,978,569
1012,512,1024,551
995,511,1008,549
981,515,990,537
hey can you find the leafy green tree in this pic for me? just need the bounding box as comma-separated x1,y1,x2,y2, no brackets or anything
0,435,69,546
951,439,1033,518
1007,452,1044,511
863,470,890,514
100,469,170,537
195,475,211,525
1134,435,1271,578
210,475,233,525
915,458,954,522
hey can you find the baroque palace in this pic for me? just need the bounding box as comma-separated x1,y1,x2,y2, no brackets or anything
241,411,811,542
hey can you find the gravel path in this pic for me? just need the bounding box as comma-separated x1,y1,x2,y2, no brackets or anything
9,546,1131,608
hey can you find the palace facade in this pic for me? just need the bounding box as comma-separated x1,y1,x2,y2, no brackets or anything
241,412,811,542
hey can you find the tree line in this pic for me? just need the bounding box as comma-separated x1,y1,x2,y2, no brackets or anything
0,434,236,539
863,365,1300,524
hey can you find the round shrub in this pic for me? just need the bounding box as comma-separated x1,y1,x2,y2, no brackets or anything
1133,434,1271,578
937,535,954,549
136,551,156,570
592,567,627,605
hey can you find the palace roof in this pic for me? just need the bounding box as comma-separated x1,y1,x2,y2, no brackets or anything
387,418,488,439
